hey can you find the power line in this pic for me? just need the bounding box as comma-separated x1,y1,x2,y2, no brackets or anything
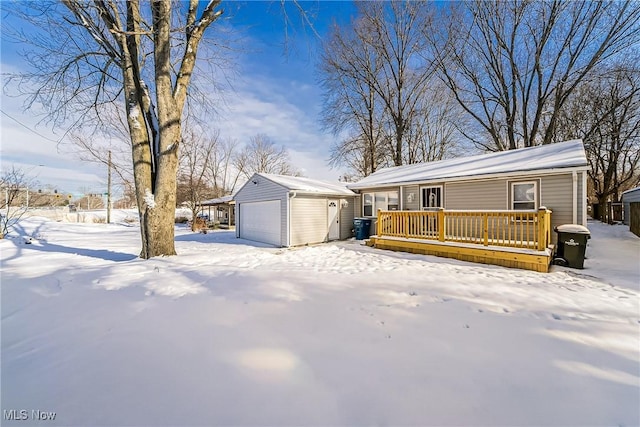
0,109,63,144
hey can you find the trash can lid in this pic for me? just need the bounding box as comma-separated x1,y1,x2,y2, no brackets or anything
555,224,590,234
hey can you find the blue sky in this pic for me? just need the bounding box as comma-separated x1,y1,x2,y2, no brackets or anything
0,1,357,196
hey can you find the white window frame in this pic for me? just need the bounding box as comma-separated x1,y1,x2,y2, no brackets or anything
363,193,374,217
511,181,538,211
420,185,443,210
362,191,399,217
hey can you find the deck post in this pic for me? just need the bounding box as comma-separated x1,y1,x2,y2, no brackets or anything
537,207,546,251
483,212,489,246
377,209,382,236
405,213,409,238
438,208,445,242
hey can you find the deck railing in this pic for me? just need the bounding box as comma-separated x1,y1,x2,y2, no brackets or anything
376,208,552,251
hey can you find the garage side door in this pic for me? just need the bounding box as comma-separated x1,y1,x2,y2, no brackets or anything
239,200,282,246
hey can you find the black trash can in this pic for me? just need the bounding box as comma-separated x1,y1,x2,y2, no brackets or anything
353,217,373,240
554,224,591,269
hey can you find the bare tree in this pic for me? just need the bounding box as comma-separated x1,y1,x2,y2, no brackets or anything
429,0,640,151
64,104,136,199
6,1,226,258
555,64,640,221
320,19,388,177
177,128,217,231
236,134,298,178
206,137,244,197
0,166,42,238
403,80,469,163
360,1,438,166
319,1,454,177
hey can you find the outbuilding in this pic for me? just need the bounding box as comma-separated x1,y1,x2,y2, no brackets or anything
234,173,356,247
621,186,640,226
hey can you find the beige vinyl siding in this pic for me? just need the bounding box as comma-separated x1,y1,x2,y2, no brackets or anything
354,196,361,218
234,176,288,245
290,197,328,246
402,184,420,210
340,197,355,238
540,174,574,243
445,180,506,210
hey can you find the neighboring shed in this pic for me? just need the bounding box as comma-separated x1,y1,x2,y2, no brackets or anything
200,195,235,227
234,173,357,247
621,186,640,226
347,139,589,243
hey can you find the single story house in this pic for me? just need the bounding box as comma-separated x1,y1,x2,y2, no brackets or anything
621,186,640,226
200,195,235,227
347,139,589,246
234,173,357,247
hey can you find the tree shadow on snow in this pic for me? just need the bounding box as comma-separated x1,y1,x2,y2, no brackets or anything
26,241,138,262
7,221,137,262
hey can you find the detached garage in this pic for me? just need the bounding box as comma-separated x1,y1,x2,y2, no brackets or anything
235,173,357,247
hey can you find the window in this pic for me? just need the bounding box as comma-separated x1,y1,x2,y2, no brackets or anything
363,193,373,216
363,191,399,216
388,192,399,210
512,182,537,210
421,186,443,210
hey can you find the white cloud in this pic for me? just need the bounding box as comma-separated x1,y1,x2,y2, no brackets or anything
1,89,106,193
1,57,343,195
216,75,341,180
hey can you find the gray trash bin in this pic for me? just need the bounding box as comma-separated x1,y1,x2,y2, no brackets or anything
554,224,591,269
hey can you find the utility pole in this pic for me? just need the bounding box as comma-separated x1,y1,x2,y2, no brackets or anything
107,150,112,224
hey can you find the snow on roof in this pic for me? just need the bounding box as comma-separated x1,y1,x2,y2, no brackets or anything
621,186,640,195
258,173,356,196
348,139,587,189
201,195,234,205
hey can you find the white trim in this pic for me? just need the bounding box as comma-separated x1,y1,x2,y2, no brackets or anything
362,190,399,217
419,185,444,210
286,194,292,247
363,192,374,216
582,171,587,225
327,199,340,241
347,166,589,190
572,171,578,224
510,181,538,210
399,186,404,210
505,181,509,210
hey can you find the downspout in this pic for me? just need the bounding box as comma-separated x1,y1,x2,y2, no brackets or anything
287,191,297,247
572,171,578,224
400,186,404,210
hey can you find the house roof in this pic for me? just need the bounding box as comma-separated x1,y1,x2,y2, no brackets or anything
200,195,234,206
621,186,640,196
348,139,588,189
257,173,356,196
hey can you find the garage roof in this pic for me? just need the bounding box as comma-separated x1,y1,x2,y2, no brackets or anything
258,173,356,196
348,139,587,189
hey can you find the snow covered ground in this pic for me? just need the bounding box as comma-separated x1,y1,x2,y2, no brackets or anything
1,215,638,426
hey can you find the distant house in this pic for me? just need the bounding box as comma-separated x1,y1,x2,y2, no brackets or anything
234,173,356,247
347,139,589,244
621,186,640,230
200,195,235,227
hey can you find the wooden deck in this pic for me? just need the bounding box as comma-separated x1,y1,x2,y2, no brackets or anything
370,208,553,272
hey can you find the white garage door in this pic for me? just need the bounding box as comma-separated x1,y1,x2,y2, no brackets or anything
239,200,282,246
